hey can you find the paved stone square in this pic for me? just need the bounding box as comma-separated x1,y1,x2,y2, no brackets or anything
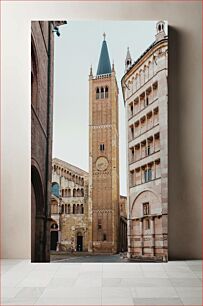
51,253,127,263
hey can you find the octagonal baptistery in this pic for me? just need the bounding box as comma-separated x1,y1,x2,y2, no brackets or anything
121,21,168,262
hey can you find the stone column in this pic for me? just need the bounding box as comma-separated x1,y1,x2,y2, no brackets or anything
154,161,156,179
150,217,155,256
140,218,143,255
140,143,142,159
153,135,155,153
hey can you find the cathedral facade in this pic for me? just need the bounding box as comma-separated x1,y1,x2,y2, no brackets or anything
88,34,120,253
121,21,168,261
50,158,89,252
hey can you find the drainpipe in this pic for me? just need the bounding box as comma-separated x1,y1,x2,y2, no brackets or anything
44,21,53,262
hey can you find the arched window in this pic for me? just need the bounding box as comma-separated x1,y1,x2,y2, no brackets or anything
67,204,71,214
52,182,60,197
68,188,71,197
65,204,68,214
149,61,153,79
81,189,84,197
51,223,58,230
76,204,80,214
61,204,64,214
73,189,76,197
62,189,64,197
143,65,147,83
96,87,100,99
81,204,84,214
73,204,76,214
105,86,108,99
77,188,81,197
101,87,104,99
140,69,144,86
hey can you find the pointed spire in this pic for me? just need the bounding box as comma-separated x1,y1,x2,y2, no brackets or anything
126,47,131,60
155,21,166,42
125,47,132,72
97,34,111,76
89,64,93,76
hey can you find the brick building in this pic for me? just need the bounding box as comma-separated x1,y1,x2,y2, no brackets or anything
121,21,168,261
88,34,120,253
31,21,66,262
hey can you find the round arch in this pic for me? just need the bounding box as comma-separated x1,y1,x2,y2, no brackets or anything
31,163,45,262
131,189,161,219
31,35,39,110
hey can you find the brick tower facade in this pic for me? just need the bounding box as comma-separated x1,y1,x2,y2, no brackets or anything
88,34,120,253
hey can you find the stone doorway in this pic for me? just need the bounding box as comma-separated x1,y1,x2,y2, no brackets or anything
50,223,58,251
50,231,58,251
31,165,45,262
77,234,83,252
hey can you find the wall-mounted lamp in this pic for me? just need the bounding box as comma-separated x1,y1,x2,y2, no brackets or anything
52,26,60,37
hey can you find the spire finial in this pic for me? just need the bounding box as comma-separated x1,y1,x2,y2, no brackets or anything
112,60,115,72
103,32,106,40
89,64,93,77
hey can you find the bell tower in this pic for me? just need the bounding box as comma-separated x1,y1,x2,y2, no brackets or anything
88,34,120,253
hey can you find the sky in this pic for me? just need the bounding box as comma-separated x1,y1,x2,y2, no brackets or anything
53,20,165,196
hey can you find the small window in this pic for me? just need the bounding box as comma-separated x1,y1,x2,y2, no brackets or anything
99,144,105,151
96,87,100,99
145,219,150,230
130,126,134,139
144,170,148,182
98,219,102,230
101,87,104,99
105,86,108,99
146,146,151,156
144,169,152,182
130,104,133,116
103,233,107,241
51,223,58,230
143,203,150,216
148,168,152,181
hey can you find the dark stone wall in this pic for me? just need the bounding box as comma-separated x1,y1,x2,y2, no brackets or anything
31,21,54,262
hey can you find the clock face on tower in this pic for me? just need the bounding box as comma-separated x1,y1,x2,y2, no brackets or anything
96,156,109,171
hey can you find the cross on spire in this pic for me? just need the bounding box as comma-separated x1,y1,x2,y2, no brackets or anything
97,33,111,75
